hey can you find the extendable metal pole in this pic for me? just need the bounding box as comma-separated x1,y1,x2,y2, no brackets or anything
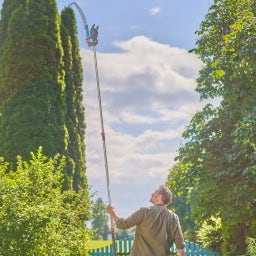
93,46,117,256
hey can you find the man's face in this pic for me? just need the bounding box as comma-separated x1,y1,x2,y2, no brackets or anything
150,188,160,204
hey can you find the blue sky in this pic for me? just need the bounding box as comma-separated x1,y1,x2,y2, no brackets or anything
0,0,213,219
55,0,213,219
57,0,212,52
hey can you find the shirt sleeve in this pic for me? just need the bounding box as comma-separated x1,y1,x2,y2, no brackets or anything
116,207,145,229
173,215,186,251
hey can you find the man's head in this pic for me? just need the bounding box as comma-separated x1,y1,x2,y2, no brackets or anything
150,185,172,206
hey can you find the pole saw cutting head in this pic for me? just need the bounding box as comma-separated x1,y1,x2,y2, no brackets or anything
86,24,99,47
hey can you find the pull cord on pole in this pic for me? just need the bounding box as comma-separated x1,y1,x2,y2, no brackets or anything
93,46,117,256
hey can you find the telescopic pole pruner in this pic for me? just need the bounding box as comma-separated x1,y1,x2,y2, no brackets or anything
68,3,117,256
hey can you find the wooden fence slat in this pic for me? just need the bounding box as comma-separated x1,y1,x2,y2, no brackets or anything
90,237,220,256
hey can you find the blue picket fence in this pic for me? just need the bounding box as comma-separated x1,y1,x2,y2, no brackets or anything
90,237,220,256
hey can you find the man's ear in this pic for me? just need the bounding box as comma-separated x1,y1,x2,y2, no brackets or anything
158,194,163,202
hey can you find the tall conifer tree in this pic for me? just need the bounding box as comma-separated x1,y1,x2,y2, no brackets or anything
0,0,66,162
0,0,87,191
60,7,87,191
0,1,27,103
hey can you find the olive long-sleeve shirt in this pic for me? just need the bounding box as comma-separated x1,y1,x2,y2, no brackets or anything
116,205,185,256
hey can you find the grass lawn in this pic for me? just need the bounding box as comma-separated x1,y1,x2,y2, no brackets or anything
88,240,112,249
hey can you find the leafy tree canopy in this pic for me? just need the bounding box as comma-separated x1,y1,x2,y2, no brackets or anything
168,0,256,254
0,148,92,255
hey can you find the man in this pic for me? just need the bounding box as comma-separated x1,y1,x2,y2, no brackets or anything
106,185,186,256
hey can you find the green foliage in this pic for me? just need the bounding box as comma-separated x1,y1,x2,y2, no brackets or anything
168,0,256,255
115,229,130,240
60,7,86,191
194,0,256,104
166,165,196,241
0,80,66,162
0,0,64,107
91,197,109,240
0,0,87,191
247,237,256,256
0,148,92,255
197,216,222,253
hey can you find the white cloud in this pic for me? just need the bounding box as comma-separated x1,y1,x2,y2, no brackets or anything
149,7,160,16
80,36,204,216
120,111,157,124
